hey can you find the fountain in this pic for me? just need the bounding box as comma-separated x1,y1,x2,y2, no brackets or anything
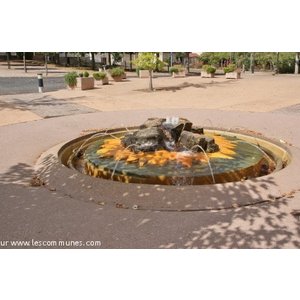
59,117,291,186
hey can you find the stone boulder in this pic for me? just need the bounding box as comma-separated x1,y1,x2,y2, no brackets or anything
191,126,204,135
122,127,164,152
179,131,219,152
177,118,193,131
140,118,166,129
122,117,219,154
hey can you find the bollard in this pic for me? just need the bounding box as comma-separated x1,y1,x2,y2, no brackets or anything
37,73,44,93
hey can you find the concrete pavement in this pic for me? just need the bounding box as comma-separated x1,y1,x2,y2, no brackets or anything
1,67,300,248
1,109,300,248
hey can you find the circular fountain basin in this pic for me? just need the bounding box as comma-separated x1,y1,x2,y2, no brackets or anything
58,127,291,186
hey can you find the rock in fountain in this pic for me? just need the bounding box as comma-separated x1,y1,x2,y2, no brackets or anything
122,127,164,152
179,131,219,153
122,117,219,153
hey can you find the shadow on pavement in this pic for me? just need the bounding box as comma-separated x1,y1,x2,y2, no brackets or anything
1,155,299,248
0,94,98,118
134,80,237,93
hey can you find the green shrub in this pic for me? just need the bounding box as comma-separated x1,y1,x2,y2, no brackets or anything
83,71,89,77
64,72,77,89
169,66,179,74
170,64,184,74
78,72,83,77
202,65,216,74
223,64,236,73
110,67,125,77
278,61,294,74
93,72,107,80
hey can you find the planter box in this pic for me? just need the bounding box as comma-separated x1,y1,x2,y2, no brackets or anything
172,70,186,78
102,77,109,85
112,75,123,82
139,70,152,78
225,72,241,79
77,77,94,90
201,71,215,78
95,77,109,86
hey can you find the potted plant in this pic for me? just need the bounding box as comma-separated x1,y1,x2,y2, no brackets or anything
64,72,78,89
110,67,125,82
93,71,109,85
201,65,216,78
77,71,94,90
170,64,186,78
224,64,241,79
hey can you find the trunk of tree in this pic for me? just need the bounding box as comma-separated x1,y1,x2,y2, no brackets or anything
23,52,27,73
250,52,254,73
91,52,95,70
275,52,280,74
64,52,68,67
155,53,159,71
6,52,11,69
122,52,125,69
295,52,300,74
186,52,190,73
108,53,112,66
45,54,48,76
129,53,132,70
149,70,153,91
55,53,60,65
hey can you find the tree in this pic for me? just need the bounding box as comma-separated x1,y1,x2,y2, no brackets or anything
133,52,165,91
199,52,231,67
111,52,123,65
175,52,185,64
185,52,190,73
129,52,133,70
108,53,112,66
250,53,255,73
6,52,11,69
45,53,48,76
91,52,96,70
295,52,300,74
55,52,60,65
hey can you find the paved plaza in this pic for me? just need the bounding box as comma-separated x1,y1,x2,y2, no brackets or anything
1,62,300,248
